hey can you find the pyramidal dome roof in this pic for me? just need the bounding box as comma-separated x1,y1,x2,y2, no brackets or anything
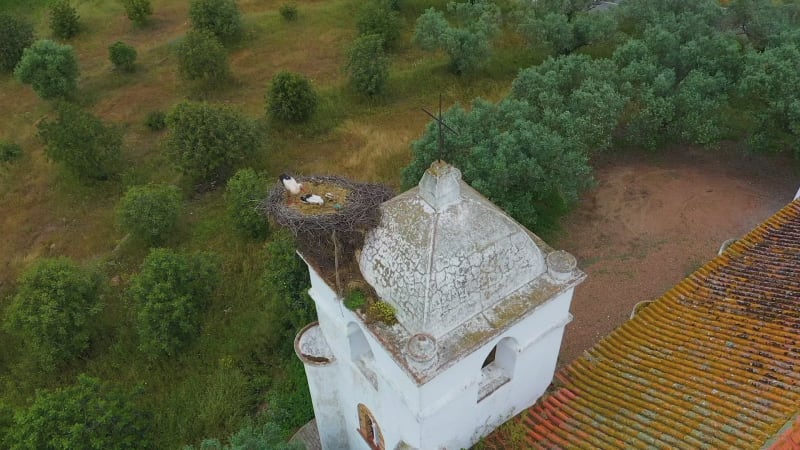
358,162,547,338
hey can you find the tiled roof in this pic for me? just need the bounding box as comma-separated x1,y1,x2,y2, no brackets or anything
486,200,800,449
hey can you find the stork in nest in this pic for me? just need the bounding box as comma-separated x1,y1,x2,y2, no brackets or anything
279,174,305,204
300,194,324,205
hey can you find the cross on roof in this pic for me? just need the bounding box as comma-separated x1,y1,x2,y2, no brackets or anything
421,94,458,163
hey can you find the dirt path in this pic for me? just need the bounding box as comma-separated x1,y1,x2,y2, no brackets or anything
554,145,799,365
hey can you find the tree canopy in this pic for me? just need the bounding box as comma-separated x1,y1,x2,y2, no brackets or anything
402,98,594,230
14,40,78,100
37,102,121,180
0,13,34,73
117,183,183,245
226,168,269,240
7,374,153,450
261,230,314,342
345,33,389,97
128,248,220,357
266,71,318,123
3,258,101,370
165,101,260,183
739,43,800,155
413,0,502,74
189,0,243,45
176,29,229,87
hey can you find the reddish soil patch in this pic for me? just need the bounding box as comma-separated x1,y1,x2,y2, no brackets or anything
554,145,799,365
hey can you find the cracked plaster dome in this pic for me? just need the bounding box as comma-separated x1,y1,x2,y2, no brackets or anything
358,162,546,338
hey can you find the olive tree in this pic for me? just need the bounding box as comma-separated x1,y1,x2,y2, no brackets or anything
509,54,626,152
261,230,314,341
128,248,220,356
37,102,121,180
14,39,78,100
226,168,269,239
517,0,617,55
345,34,389,96
49,0,80,39
357,0,402,50
266,71,318,123
176,29,229,87
109,41,137,72
402,98,594,230
165,101,260,183
0,14,34,72
413,0,501,74
121,0,153,26
189,0,243,45
7,374,153,450
3,258,101,370
117,184,182,244
739,43,800,155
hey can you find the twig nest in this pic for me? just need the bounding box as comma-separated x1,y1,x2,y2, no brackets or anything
263,175,394,236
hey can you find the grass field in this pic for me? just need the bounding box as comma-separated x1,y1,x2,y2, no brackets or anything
0,0,545,447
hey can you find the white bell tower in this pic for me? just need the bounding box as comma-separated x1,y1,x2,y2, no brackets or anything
294,162,585,450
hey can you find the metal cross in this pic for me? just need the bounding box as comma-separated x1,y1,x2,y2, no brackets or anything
421,94,458,163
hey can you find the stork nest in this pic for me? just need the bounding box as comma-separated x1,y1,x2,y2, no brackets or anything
262,175,394,278
263,175,394,235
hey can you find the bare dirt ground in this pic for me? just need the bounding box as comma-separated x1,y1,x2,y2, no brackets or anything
554,144,800,366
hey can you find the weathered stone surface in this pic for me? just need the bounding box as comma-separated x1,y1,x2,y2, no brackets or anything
359,165,546,338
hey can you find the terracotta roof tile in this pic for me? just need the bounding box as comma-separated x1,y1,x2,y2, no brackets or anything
485,200,800,449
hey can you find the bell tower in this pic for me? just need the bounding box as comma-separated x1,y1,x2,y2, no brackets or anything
294,162,585,449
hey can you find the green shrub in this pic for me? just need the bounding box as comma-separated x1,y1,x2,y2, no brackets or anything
280,3,298,21
7,374,153,450
165,101,260,183
344,289,366,310
37,102,121,180
263,360,313,432
144,110,166,131
128,248,220,357
357,1,402,50
14,39,78,100
3,258,101,371
345,33,389,96
117,183,182,245
109,41,137,72
226,168,269,239
183,421,304,450
189,0,243,45
176,29,229,87
413,0,502,74
261,230,314,339
0,142,22,162
49,0,80,39
366,300,397,325
266,71,317,123
0,14,34,73
121,0,153,26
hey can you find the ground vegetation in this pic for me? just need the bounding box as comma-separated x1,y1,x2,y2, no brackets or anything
1,1,800,448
